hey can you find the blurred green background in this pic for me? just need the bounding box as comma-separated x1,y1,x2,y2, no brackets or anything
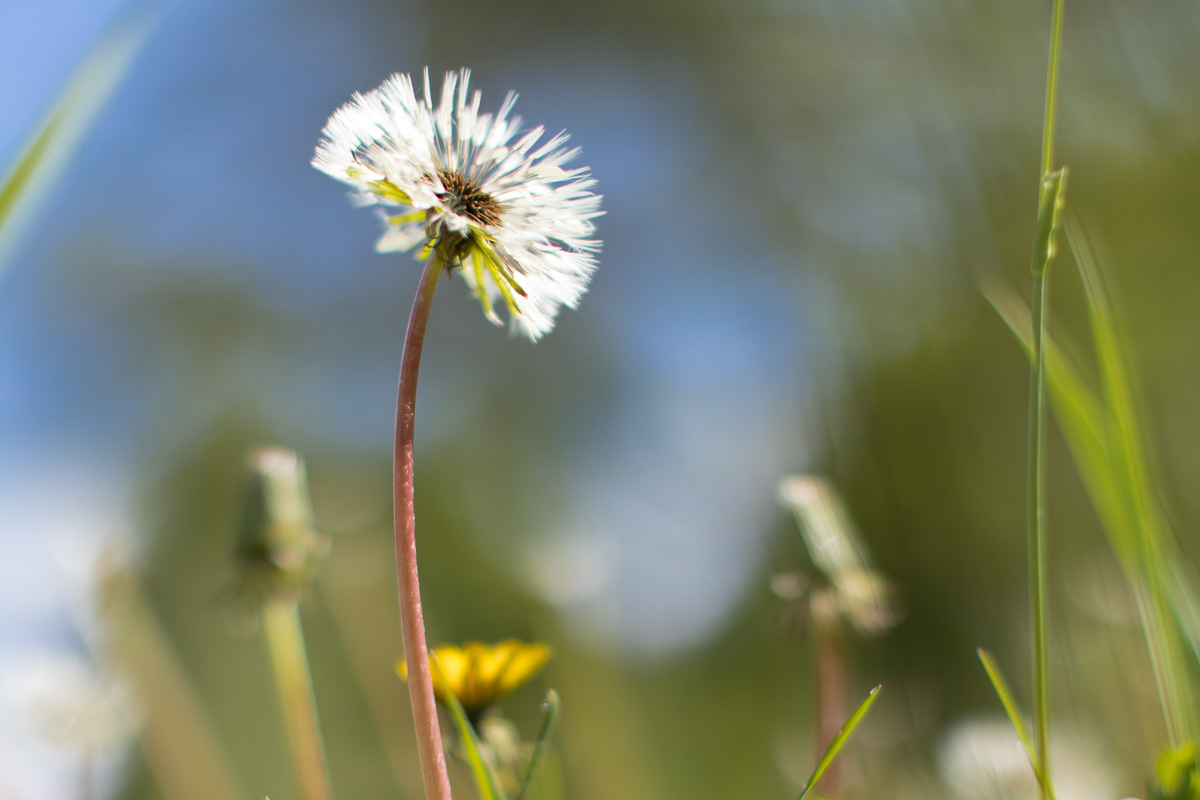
2,0,1200,798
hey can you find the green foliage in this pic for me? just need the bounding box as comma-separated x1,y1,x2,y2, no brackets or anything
1151,744,1200,800
988,225,1200,747
0,3,157,275
1071,226,1198,745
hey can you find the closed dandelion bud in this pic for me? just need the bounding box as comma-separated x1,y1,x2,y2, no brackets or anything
777,475,901,637
236,447,329,598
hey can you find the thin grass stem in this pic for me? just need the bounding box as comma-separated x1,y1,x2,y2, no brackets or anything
1028,3,1066,797
262,597,334,800
394,252,454,800
514,690,560,800
1040,0,1066,179
1027,266,1052,800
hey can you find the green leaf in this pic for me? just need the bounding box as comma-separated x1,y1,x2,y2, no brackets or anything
514,690,560,800
985,281,1135,561
794,685,880,800
431,654,508,800
977,649,1055,800
0,2,159,276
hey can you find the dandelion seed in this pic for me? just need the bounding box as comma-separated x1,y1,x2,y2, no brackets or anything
314,69,602,340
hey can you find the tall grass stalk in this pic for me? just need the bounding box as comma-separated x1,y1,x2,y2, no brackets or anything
1027,258,1052,800
987,267,1196,751
1028,2,1066,797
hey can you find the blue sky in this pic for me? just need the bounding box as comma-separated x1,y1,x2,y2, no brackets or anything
0,0,817,688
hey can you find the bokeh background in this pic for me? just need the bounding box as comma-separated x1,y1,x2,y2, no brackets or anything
3,0,1200,798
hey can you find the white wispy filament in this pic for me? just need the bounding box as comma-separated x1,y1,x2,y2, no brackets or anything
314,69,602,340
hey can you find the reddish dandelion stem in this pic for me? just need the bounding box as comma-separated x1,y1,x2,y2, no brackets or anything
393,252,453,800
815,625,847,798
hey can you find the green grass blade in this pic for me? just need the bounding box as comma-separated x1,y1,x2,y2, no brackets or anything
989,235,1199,748
514,690,560,800
977,649,1055,799
1166,563,1200,664
985,283,1138,564
794,685,881,800
989,280,1185,733
431,655,507,800
1070,224,1159,560
0,2,159,275
1067,223,1194,746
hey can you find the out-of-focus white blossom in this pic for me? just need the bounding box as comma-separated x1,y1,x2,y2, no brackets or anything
937,717,1120,800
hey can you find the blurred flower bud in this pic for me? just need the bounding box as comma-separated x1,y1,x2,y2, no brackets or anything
777,475,901,637
236,447,329,599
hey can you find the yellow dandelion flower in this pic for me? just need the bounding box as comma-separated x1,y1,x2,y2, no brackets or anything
397,641,552,716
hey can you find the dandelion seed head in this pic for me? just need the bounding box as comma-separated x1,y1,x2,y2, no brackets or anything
314,68,602,340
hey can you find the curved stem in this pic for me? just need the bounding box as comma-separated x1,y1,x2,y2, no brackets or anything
394,252,453,800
